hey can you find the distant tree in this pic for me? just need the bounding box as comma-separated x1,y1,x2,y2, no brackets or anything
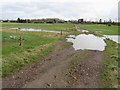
24,19,27,23
108,23,111,26
108,19,112,26
20,19,25,23
109,19,111,22
17,18,21,23
27,19,30,23
99,19,102,23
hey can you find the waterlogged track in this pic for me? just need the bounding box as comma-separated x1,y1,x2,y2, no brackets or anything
3,39,103,88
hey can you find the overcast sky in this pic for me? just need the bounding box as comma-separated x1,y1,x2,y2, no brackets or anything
0,0,119,21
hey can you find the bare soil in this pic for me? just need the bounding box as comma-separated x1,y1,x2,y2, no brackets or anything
2,39,103,88
72,51,103,88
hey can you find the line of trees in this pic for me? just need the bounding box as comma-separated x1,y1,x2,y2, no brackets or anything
16,18,119,26
17,18,30,23
17,18,65,23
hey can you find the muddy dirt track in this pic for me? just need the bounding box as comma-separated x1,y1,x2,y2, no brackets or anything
2,39,103,88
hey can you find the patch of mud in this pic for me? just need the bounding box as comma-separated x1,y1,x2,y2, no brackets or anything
72,51,103,88
2,39,104,88
2,40,84,88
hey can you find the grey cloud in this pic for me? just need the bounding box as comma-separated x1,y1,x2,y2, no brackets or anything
1,1,118,21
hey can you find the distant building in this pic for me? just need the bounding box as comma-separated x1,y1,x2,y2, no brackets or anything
0,20,3,22
9,20,17,23
78,19,84,23
2,20,9,22
1,20,17,23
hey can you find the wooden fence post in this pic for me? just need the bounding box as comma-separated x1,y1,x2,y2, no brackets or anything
61,30,62,36
19,36,23,46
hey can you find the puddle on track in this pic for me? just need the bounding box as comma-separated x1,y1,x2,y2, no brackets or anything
95,31,102,33
77,29,89,33
81,30,89,32
66,34,106,51
10,28,65,33
104,35,120,43
67,34,120,51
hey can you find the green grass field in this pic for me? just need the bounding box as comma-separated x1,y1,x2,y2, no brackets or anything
2,23,75,56
2,23,74,31
100,39,119,88
79,24,119,35
2,32,59,56
2,23,75,77
1,23,119,88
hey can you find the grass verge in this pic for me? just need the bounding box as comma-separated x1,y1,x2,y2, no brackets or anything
60,42,73,50
2,41,59,77
100,39,119,88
